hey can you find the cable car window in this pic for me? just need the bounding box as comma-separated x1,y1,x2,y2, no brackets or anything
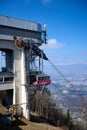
43,76,45,80
46,76,48,80
41,76,43,80
38,76,42,81
47,76,49,80
45,76,47,80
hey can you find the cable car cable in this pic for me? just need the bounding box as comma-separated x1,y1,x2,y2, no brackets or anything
47,59,87,113
48,59,78,90
51,82,77,106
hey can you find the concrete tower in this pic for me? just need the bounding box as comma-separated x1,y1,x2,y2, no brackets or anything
0,15,42,120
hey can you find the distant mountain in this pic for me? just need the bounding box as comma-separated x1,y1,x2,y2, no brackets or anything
44,63,87,75
57,64,87,74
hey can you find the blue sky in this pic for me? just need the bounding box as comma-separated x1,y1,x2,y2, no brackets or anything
0,0,87,72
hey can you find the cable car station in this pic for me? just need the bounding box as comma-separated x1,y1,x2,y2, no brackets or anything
0,15,51,122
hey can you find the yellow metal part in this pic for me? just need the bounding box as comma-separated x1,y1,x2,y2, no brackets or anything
14,37,24,50
13,105,17,115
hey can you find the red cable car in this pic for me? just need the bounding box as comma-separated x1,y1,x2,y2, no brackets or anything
30,71,51,86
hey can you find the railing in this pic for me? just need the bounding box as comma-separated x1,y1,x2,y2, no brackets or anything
0,72,14,83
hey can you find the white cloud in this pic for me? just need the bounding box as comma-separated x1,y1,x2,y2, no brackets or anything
42,0,51,4
48,39,63,48
41,39,64,49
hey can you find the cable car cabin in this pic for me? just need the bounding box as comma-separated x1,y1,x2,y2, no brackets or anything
30,71,51,86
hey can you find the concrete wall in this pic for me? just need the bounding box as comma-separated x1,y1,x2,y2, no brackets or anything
0,40,30,119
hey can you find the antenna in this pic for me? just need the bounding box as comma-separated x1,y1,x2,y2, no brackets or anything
42,22,47,44
44,22,46,32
